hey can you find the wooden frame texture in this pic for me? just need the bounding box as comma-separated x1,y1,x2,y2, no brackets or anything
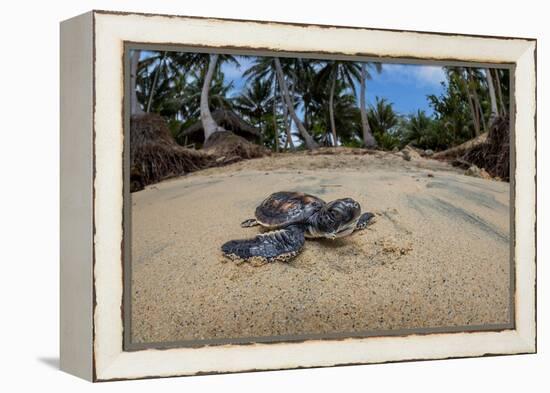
60,10,536,381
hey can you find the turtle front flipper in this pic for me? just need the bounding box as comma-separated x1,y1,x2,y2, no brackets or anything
240,218,259,228
355,212,376,232
222,225,305,265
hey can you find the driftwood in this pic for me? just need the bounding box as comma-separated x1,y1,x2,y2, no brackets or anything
432,132,488,160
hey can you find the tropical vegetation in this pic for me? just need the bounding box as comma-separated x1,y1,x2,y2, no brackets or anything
130,50,510,152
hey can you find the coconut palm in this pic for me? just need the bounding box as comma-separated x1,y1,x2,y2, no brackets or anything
197,54,240,141
130,50,143,115
366,97,402,150
141,51,168,113
327,86,361,146
368,97,398,136
244,57,318,150
274,57,320,149
494,68,509,116
485,68,499,122
406,110,432,141
292,59,319,133
179,68,234,120
428,69,481,145
234,78,273,138
243,57,286,150
278,58,320,150
317,61,363,146
359,62,383,148
445,67,482,137
136,51,193,117
467,68,488,134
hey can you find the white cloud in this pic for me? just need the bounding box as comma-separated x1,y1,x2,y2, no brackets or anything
415,65,447,86
381,64,446,87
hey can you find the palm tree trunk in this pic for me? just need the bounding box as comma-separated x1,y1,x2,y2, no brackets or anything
460,71,480,137
146,52,167,113
287,78,296,150
201,54,226,141
287,115,294,149
476,95,487,133
259,118,264,145
485,68,499,121
494,69,506,116
285,107,294,150
130,50,143,115
360,63,377,148
274,58,317,150
281,89,291,150
468,71,486,134
272,85,279,153
328,75,338,146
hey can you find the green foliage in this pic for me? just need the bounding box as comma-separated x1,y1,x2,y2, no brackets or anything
367,97,398,135
426,67,487,148
364,97,400,150
400,110,453,150
134,49,510,153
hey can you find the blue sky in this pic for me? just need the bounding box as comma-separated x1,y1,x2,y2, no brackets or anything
138,50,447,117
222,57,447,117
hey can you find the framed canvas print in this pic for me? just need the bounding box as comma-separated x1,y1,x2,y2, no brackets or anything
60,10,537,382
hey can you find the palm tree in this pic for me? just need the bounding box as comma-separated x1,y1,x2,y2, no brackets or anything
317,61,363,146
200,54,239,141
130,50,144,115
405,110,432,146
245,57,317,150
244,57,286,150
234,78,273,137
136,51,189,116
367,97,400,150
367,97,398,136
327,86,361,146
179,68,234,120
359,62,382,148
494,68,508,116
466,68,487,134
485,68,499,122
141,51,168,113
275,57,319,150
427,71,475,145
447,67,481,137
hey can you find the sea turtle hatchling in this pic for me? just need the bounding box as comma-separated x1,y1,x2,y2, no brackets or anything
221,191,375,264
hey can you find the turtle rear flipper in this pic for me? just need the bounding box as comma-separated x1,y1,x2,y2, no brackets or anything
355,212,376,231
222,225,305,264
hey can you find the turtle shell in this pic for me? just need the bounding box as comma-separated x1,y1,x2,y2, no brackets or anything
255,191,325,228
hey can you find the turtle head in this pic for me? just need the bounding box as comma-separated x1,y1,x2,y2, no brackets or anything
311,198,362,238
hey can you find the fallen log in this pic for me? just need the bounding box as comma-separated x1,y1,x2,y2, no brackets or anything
432,132,488,160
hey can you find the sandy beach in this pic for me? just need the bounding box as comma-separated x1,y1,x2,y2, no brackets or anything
130,151,511,345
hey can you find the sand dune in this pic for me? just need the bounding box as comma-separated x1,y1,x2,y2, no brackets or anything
130,152,511,345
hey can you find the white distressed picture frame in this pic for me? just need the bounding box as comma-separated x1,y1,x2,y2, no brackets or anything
60,10,536,382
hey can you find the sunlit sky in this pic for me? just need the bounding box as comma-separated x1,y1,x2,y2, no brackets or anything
221,56,447,116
